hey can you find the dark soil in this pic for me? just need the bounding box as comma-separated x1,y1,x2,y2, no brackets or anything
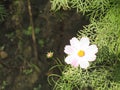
0,0,89,90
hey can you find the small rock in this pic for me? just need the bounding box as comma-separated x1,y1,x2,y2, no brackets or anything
0,51,8,59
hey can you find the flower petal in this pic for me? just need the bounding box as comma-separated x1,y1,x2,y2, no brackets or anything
65,55,79,67
84,45,98,61
70,37,80,48
79,37,90,47
79,60,89,69
87,45,98,54
85,54,96,61
64,45,74,55
71,59,79,67
65,55,73,64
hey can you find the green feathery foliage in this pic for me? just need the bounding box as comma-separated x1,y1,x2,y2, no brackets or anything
50,0,120,90
50,0,115,20
78,4,120,64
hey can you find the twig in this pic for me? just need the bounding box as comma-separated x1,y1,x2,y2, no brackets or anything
27,0,38,61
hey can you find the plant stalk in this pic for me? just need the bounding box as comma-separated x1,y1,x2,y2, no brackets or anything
27,0,38,61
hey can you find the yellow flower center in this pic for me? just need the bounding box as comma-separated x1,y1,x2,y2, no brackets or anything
78,50,85,57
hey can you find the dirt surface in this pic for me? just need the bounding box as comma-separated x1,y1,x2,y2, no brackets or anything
0,0,89,90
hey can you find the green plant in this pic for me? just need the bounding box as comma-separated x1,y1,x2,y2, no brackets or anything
0,5,7,22
23,26,45,48
22,68,33,75
51,0,113,20
5,32,15,42
50,0,120,90
1,81,7,90
33,84,41,90
23,26,41,36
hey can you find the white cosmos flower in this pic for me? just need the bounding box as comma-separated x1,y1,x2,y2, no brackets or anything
64,37,98,69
